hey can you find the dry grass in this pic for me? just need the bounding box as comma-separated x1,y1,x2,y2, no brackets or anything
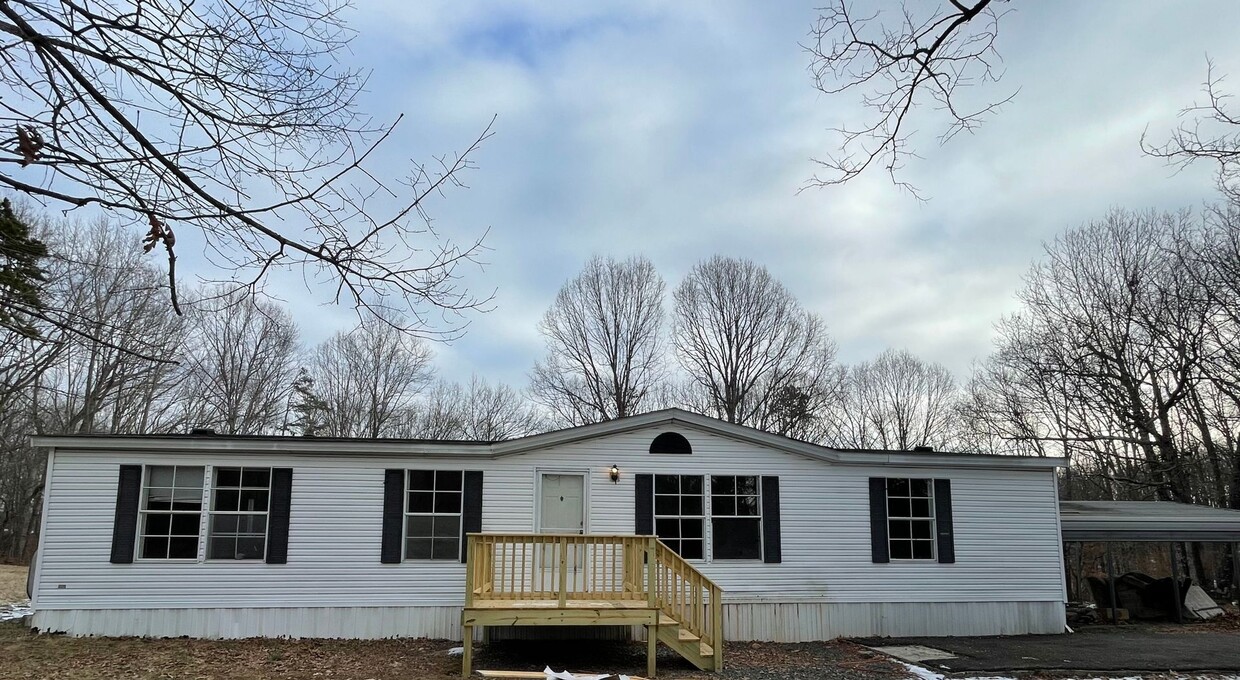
0,565,27,603
0,623,466,680
0,623,904,680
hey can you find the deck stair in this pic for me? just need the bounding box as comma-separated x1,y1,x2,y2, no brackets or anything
461,533,723,677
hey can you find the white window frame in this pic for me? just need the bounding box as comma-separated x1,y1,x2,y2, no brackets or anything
653,474,705,561
886,477,937,561
207,466,273,561
404,469,464,561
707,474,763,561
136,464,205,562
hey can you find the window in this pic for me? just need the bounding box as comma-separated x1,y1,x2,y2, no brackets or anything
887,478,936,560
208,467,271,560
654,475,704,559
139,465,204,559
710,475,761,560
650,432,692,454
405,470,462,560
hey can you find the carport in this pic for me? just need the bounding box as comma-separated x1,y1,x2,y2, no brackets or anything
1059,500,1240,623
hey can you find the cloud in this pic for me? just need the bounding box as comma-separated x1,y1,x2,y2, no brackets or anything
244,1,1240,388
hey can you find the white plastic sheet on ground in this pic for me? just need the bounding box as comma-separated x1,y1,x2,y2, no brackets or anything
0,600,32,622
542,667,608,680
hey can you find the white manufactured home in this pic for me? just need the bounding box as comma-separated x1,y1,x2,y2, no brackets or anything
29,409,1067,673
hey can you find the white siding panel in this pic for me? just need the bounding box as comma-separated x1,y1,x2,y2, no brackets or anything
33,601,1064,641
33,606,467,639
35,423,1066,640
723,601,1064,642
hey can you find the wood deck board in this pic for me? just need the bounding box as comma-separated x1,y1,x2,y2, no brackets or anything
469,598,652,610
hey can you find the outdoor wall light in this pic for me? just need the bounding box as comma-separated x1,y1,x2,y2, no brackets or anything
609,464,620,484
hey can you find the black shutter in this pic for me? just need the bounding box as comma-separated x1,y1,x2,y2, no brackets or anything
265,468,293,564
110,465,143,564
869,477,890,564
760,476,782,563
461,471,484,563
381,469,405,564
934,479,956,564
635,474,653,535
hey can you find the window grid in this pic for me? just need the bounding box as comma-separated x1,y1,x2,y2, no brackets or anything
405,470,462,560
887,478,936,560
138,465,204,560
709,475,762,560
208,467,271,560
653,474,704,559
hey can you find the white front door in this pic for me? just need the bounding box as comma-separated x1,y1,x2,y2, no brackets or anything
538,473,585,579
538,473,585,534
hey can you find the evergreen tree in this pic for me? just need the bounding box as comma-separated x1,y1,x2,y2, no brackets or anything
285,368,329,437
0,198,48,336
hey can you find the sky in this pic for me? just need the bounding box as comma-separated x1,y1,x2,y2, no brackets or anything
227,1,1240,388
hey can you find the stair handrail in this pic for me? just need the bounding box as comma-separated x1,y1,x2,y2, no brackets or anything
649,536,723,665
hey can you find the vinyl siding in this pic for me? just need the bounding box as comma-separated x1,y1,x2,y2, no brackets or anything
33,422,1065,637
33,600,1065,641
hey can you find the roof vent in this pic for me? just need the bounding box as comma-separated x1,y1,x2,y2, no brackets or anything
190,428,217,436
913,445,934,452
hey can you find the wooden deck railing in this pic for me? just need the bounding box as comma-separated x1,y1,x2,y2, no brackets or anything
653,540,723,653
465,533,652,606
465,533,723,655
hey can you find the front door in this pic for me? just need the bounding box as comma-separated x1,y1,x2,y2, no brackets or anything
538,473,585,534
538,473,586,582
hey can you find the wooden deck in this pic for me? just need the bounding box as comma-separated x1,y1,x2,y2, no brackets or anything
461,533,723,678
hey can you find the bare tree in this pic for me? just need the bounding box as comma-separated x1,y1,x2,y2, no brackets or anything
181,289,300,435
961,207,1240,585
0,1,492,337
0,327,54,560
404,376,545,441
1,214,185,558
529,255,666,426
827,348,958,450
965,209,1221,499
1145,61,1240,204
36,218,188,434
807,4,1240,203
805,0,1010,196
309,316,434,437
673,256,837,427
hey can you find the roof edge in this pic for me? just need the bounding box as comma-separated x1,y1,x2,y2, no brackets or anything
30,408,1066,469
29,435,493,456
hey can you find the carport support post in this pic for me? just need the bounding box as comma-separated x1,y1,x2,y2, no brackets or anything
1233,542,1239,601
1169,542,1183,623
1105,543,1119,626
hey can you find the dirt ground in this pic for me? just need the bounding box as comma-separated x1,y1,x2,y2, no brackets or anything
0,564,27,603
0,622,904,680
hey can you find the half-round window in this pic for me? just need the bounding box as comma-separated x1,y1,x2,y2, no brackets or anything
650,432,692,455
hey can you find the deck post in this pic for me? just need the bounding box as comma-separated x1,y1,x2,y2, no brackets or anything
465,535,476,607
558,536,568,607
647,614,658,678
711,588,723,671
462,624,473,678
646,537,657,608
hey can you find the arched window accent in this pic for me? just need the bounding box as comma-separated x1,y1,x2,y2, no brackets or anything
649,432,692,455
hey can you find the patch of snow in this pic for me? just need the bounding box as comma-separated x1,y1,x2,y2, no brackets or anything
0,600,32,622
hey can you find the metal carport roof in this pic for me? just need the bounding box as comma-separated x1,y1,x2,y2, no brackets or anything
1060,500,1240,542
